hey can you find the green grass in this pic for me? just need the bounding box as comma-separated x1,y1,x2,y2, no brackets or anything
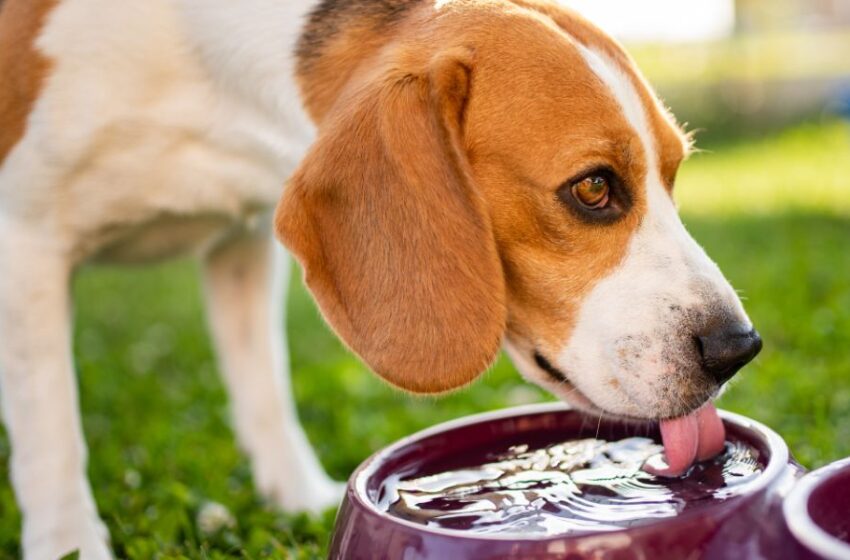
0,120,849,558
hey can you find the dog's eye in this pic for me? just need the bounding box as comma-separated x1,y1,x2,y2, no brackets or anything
571,175,610,209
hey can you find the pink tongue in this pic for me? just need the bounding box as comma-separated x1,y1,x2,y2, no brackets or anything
695,403,726,461
645,403,726,477
655,413,699,476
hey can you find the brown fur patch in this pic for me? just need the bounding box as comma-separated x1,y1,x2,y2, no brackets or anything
286,0,690,388
509,0,689,185
0,0,57,166
296,0,421,120
455,6,646,359
298,0,418,65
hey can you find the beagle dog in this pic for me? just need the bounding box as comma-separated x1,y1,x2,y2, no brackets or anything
0,0,762,557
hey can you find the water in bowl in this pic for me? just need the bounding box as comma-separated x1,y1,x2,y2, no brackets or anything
378,436,762,535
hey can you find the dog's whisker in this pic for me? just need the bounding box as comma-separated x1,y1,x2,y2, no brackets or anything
594,412,604,441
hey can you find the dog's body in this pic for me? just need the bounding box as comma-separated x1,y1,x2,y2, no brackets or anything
1,2,334,557
0,0,315,262
0,1,761,557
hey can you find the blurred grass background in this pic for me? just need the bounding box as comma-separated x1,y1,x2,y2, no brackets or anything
1,0,850,557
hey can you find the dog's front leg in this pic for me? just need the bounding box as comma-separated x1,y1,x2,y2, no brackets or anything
0,230,111,560
202,224,342,513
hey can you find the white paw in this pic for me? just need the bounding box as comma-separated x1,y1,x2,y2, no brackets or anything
246,434,347,515
23,514,111,560
280,477,346,514
254,463,346,514
306,478,347,513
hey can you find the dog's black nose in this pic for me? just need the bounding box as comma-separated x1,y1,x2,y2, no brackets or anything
696,325,762,385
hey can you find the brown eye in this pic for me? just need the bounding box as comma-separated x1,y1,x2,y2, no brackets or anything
571,175,610,209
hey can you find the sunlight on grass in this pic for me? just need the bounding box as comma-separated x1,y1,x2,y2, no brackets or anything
677,120,850,215
632,31,850,84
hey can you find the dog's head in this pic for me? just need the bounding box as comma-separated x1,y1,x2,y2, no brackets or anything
276,0,760,420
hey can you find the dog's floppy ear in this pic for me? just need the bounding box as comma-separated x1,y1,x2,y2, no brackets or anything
275,48,506,393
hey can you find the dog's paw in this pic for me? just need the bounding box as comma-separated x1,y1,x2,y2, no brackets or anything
247,440,346,515
303,479,347,514
256,468,346,514
24,514,111,560
286,478,346,514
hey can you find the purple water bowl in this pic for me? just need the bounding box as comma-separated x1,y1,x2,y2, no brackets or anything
329,403,804,560
784,457,850,560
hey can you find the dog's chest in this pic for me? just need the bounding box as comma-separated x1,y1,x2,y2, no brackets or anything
59,90,305,263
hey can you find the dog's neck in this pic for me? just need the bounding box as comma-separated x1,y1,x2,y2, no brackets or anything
175,0,317,127
177,0,426,132
293,0,425,123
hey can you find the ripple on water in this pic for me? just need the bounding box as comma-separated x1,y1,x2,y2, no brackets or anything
380,437,763,535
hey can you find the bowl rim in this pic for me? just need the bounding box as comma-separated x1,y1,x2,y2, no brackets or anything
783,456,850,560
350,402,790,541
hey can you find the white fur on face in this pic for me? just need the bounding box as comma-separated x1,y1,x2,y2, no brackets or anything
537,46,750,419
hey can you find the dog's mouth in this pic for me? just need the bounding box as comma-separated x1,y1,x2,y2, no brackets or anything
531,350,598,412
531,349,726,477
532,351,569,384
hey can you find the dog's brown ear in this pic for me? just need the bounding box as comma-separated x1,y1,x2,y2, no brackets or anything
275,49,506,393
